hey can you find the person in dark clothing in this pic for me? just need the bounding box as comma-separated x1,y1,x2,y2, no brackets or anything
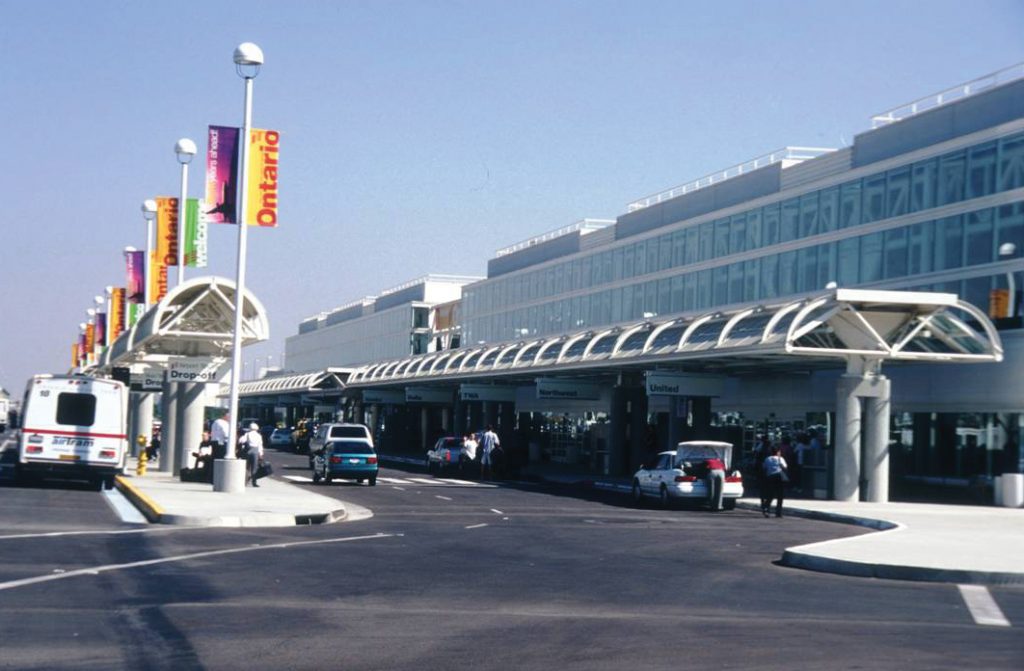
762,446,789,518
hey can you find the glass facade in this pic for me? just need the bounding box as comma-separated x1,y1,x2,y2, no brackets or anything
464,131,1024,344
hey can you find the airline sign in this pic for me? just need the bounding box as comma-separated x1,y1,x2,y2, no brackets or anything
405,387,452,404
535,378,601,401
645,372,725,397
459,384,517,402
362,389,406,405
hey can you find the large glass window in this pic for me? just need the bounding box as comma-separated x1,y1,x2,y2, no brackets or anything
967,142,997,199
646,237,659,273
800,192,819,237
713,265,728,307
819,187,838,233
837,237,859,286
780,198,799,242
623,243,635,278
886,166,910,218
745,209,762,250
671,275,684,313
760,255,779,299
685,227,699,265
934,215,964,271
613,247,624,281
817,243,837,288
713,218,730,257
683,272,697,311
696,270,712,310
938,149,966,205
762,203,780,246
657,278,671,315
658,234,672,271
797,246,818,292
611,287,623,323
965,209,994,266
634,241,647,276
744,259,760,302
728,264,744,304
863,173,886,224
999,132,1024,191
671,230,686,268
56,393,96,426
839,180,862,229
883,227,908,279
778,251,797,295
643,281,657,316
998,203,1024,255
622,285,634,321
908,221,934,276
698,222,713,262
730,213,746,255
860,232,883,283
911,159,937,212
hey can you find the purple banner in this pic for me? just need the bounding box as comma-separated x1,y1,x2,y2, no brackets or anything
95,312,107,349
125,250,145,304
205,125,239,224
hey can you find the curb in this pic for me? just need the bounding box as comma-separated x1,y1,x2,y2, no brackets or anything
114,475,164,523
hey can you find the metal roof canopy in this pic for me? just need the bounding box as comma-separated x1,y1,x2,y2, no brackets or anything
100,276,269,370
345,288,1003,387
237,368,352,398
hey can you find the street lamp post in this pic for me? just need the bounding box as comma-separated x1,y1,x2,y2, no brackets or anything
1000,242,1017,318
217,41,264,494
141,199,157,307
174,139,196,287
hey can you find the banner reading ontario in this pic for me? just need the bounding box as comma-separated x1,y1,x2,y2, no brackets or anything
110,288,126,339
152,197,177,303
205,126,240,224
246,129,280,227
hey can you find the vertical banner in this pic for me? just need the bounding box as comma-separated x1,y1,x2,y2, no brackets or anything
85,323,96,354
72,343,80,368
205,125,240,224
110,288,126,338
149,249,169,305
246,129,280,227
95,312,107,350
128,302,146,327
78,333,87,367
184,198,208,267
124,250,146,304
155,197,179,268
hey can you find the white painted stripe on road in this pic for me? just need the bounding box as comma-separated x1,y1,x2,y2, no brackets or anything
958,585,1011,627
391,486,406,491
379,477,415,484
435,495,452,501
102,487,148,524
491,509,504,515
464,523,488,529
0,532,395,593
0,527,173,541
442,478,479,486
283,475,312,483
407,477,441,485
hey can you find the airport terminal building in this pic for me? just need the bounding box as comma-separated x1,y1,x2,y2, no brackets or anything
249,65,1024,503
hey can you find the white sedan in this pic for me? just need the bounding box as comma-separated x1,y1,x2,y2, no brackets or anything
632,441,743,510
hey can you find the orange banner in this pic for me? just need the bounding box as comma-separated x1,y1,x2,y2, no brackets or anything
110,288,126,338
149,250,168,304
71,343,79,368
85,322,96,353
246,129,279,227
156,196,179,267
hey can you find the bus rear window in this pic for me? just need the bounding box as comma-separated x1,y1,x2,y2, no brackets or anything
56,393,96,427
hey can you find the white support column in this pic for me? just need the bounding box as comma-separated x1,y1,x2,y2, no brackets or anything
159,383,177,473
864,376,892,503
441,407,450,434
834,375,862,502
175,383,207,475
129,392,154,458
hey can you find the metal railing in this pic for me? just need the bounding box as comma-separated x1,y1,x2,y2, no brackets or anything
495,219,615,257
626,147,836,213
871,62,1024,129
379,274,484,296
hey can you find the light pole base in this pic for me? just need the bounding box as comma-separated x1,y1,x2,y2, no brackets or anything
213,459,247,493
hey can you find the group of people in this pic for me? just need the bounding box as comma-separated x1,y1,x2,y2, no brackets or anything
185,413,267,486
459,425,503,479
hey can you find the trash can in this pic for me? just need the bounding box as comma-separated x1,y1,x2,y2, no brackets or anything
993,475,1003,506
1001,473,1024,508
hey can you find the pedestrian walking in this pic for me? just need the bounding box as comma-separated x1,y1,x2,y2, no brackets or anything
480,425,501,479
762,446,789,518
238,422,264,487
211,412,230,460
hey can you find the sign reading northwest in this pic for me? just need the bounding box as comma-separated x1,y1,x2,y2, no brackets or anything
167,358,224,384
645,372,725,397
535,378,601,401
459,384,517,402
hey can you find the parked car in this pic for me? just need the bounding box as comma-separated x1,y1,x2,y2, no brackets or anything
309,423,373,466
311,438,378,486
269,427,293,448
426,436,475,474
631,441,743,509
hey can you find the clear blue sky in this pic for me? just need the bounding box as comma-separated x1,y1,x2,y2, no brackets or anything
1,0,1022,393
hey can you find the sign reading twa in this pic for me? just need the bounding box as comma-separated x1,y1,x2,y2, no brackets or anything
459,384,517,402
645,371,725,397
535,378,601,401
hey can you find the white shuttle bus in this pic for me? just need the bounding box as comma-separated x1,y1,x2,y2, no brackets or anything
18,375,128,489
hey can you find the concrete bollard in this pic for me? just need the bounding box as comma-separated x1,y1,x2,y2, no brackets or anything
136,435,148,477
1001,473,1024,508
993,476,1002,506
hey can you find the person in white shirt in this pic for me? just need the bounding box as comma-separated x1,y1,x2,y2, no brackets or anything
211,412,231,460
238,422,265,486
762,447,789,518
462,433,478,462
480,426,501,479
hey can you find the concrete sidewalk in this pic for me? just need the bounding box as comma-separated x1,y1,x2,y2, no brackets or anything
114,457,355,527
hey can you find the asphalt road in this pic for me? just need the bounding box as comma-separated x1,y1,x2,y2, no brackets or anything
0,437,1021,670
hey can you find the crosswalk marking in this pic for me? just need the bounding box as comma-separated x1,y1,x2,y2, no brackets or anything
958,585,1011,627
283,474,495,488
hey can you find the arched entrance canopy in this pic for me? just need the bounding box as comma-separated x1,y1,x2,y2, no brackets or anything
237,368,351,398
345,288,1002,388
97,276,269,371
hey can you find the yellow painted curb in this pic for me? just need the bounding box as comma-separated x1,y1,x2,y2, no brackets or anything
114,475,164,523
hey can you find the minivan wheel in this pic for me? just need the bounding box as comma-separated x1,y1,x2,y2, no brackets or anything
368,475,377,486
631,480,643,506
659,485,670,509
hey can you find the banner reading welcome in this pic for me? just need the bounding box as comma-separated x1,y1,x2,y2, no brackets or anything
184,198,208,267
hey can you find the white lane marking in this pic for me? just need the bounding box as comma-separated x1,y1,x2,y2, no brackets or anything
491,508,504,515
0,533,395,592
958,585,1011,627
442,478,479,486
392,486,406,491
283,475,312,483
407,477,442,485
379,477,415,484
464,523,488,530
435,495,453,501
0,527,173,541
102,487,148,524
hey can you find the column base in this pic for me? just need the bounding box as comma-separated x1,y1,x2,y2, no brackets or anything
213,459,247,493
